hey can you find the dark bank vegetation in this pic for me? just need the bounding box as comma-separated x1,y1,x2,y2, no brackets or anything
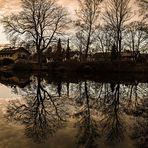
13,62,33,71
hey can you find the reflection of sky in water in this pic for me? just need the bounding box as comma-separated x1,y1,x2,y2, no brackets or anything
0,84,21,116
0,84,19,98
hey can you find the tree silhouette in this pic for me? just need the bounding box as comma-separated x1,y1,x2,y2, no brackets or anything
2,0,68,64
66,39,71,61
103,0,132,56
76,0,103,60
131,118,148,148
54,38,63,62
6,73,68,143
99,83,125,145
96,25,115,53
124,21,148,54
75,81,100,148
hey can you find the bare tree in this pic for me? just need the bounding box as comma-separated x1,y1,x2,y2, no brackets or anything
1,0,69,64
124,21,148,53
76,0,102,60
96,25,115,53
75,31,86,61
103,0,131,56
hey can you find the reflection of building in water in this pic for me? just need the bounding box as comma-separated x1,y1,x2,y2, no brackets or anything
0,72,31,88
0,47,30,61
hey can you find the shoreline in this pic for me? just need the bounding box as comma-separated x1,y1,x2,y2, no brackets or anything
1,61,148,73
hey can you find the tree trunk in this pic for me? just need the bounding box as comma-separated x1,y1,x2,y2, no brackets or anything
85,23,92,61
85,33,91,61
37,50,43,69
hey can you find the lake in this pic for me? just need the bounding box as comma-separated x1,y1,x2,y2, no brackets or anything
0,71,147,148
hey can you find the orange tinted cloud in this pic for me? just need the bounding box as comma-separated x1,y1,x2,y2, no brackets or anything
0,0,78,17
0,0,21,16
0,0,21,9
0,0,78,12
58,0,78,14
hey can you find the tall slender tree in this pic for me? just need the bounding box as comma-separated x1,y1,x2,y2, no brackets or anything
76,0,103,60
103,0,131,56
66,38,71,61
54,38,63,62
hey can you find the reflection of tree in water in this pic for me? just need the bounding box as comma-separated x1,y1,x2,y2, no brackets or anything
6,74,68,143
5,75,148,146
113,83,148,148
128,88,148,148
74,82,127,147
75,81,100,148
123,83,148,117
99,83,125,145
118,83,148,147
122,84,138,114
131,117,148,148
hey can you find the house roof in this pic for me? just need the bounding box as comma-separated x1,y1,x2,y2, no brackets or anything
0,47,30,55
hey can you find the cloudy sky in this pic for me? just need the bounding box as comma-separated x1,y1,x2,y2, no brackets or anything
0,0,78,45
0,0,140,45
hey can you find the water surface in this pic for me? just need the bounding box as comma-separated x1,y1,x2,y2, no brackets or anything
0,72,147,148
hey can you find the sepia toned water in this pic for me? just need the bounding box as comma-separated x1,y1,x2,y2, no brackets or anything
0,72,147,148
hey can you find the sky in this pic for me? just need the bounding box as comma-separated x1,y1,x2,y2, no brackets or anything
0,0,141,45
0,0,78,45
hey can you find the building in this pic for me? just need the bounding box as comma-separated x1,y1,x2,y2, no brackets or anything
0,47,30,61
93,51,140,62
93,52,111,62
121,50,140,61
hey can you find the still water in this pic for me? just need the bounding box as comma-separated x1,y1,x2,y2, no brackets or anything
0,72,147,148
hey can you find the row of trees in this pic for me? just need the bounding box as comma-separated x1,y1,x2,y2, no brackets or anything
1,0,148,62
